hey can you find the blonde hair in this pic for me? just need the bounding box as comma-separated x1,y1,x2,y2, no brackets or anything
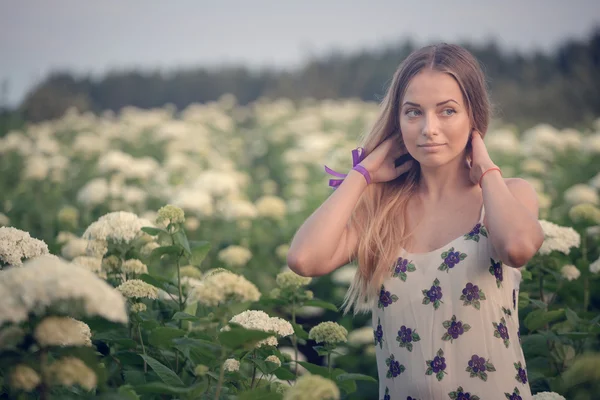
341,43,492,315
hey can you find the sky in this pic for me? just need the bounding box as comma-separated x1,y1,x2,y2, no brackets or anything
1,0,599,107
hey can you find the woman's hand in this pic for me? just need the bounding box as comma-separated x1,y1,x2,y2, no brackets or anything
360,136,414,184
468,130,499,185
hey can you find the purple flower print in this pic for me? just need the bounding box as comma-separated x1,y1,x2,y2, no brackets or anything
489,258,503,288
438,247,467,272
396,325,421,352
493,317,510,348
374,317,384,349
442,315,471,343
378,284,398,309
393,257,416,282
385,354,405,379
422,278,443,309
382,387,390,400
514,361,528,384
466,354,496,381
503,387,522,400
448,386,481,400
464,222,488,242
460,282,486,310
425,348,447,381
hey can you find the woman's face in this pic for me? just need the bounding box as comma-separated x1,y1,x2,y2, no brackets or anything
399,69,472,167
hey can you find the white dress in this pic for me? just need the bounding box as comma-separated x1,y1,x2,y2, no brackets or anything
372,204,533,400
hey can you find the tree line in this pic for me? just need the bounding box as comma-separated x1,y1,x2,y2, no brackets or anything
8,29,600,130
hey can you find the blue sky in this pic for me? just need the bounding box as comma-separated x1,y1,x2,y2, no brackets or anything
1,0,599,106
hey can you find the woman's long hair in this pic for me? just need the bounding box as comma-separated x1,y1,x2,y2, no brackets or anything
342,43,492,315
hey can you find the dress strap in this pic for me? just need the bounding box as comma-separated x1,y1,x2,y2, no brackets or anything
478,202,486,224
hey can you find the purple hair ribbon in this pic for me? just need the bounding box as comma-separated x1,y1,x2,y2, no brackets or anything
324,147,367,189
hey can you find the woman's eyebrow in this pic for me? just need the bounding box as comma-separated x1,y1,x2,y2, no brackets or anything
402,99,459,107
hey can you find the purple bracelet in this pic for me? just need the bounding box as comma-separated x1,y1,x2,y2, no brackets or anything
352,164,371,185
324,147,371,188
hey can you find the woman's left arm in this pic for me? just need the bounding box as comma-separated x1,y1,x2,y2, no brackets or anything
481,173,545,268
469,131,544,268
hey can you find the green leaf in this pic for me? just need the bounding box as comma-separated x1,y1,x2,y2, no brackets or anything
296,361,330,377
291,322,309,340
565,308,581,326
335,373,377,383
218,326,274,350
173,229,191,255
117,385,140,400
139,355,184,387
138,274,178,295
190,240,211,265
272,367,296,380
150,245,181,262
148,327,186,348
238,389,282,400
303,299,338,312
520,269,533,281
134,382,200,395
171,312,200,322
524,309,566,332
141,227,167,236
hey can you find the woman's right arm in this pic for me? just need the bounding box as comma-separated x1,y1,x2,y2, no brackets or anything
286,169,366,277
287,136,412,277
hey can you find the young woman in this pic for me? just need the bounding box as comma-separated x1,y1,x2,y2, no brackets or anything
287,43,544,399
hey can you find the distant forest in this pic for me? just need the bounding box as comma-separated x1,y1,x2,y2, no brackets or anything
6,30,600,130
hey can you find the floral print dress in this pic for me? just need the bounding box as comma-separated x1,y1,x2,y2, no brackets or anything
372,204,532,400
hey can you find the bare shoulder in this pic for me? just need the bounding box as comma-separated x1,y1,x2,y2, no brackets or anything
504,177,539,217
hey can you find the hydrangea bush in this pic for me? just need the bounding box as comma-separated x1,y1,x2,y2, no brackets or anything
0,99,599,398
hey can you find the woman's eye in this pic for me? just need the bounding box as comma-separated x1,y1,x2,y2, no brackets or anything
443,108,456,116
405,109,420,117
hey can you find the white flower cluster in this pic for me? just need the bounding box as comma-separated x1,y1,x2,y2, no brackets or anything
227,310,294,347
0,227,49,267
223,358,240,372
9,365,40,392
45,357,97,390
34,316,92,347
189,271,260,306
538,220,581,256
116,279,158,299
347,326,375,346
255,196,287,220
283,374,340,400
265,355,281,367
60,237,89,260
590,257,600,274
560,265,581,282
564,184,599,206
82,212,153,257
0,255,128,325
532,392,566,400
121,259,148,275
217,245,253,267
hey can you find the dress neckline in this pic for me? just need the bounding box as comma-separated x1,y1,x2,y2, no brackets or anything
399,221,486,257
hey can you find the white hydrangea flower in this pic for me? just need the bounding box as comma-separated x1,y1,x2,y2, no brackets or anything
117,279,158,299
82,211,154,245
485,129,521,155
189,271,260,306
560,265,581,281
331,264,358,286
219,198,258,220
60,237,89,260
45,357,97,391
130,303,147,313
590,172,600,190
218,245,253,267
275,244,289,262
521,159,546,175
71,256,103,275
590,257,600,274
0,212,10,227
140,242,160,258
532,392,566,400
0,227,49,267
121,259,148,275
223,358,240,372
538,220,581,256
265,355,282,367
255,196,287,220
76,178,109,207
283,374,340,400
582,133,600,155
9,365,40,392
347,326,375,346
564,184,599,206
34,316,92,347
0,255,128,325
226,310,294,348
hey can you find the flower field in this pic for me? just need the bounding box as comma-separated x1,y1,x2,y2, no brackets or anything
0,95,599,399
